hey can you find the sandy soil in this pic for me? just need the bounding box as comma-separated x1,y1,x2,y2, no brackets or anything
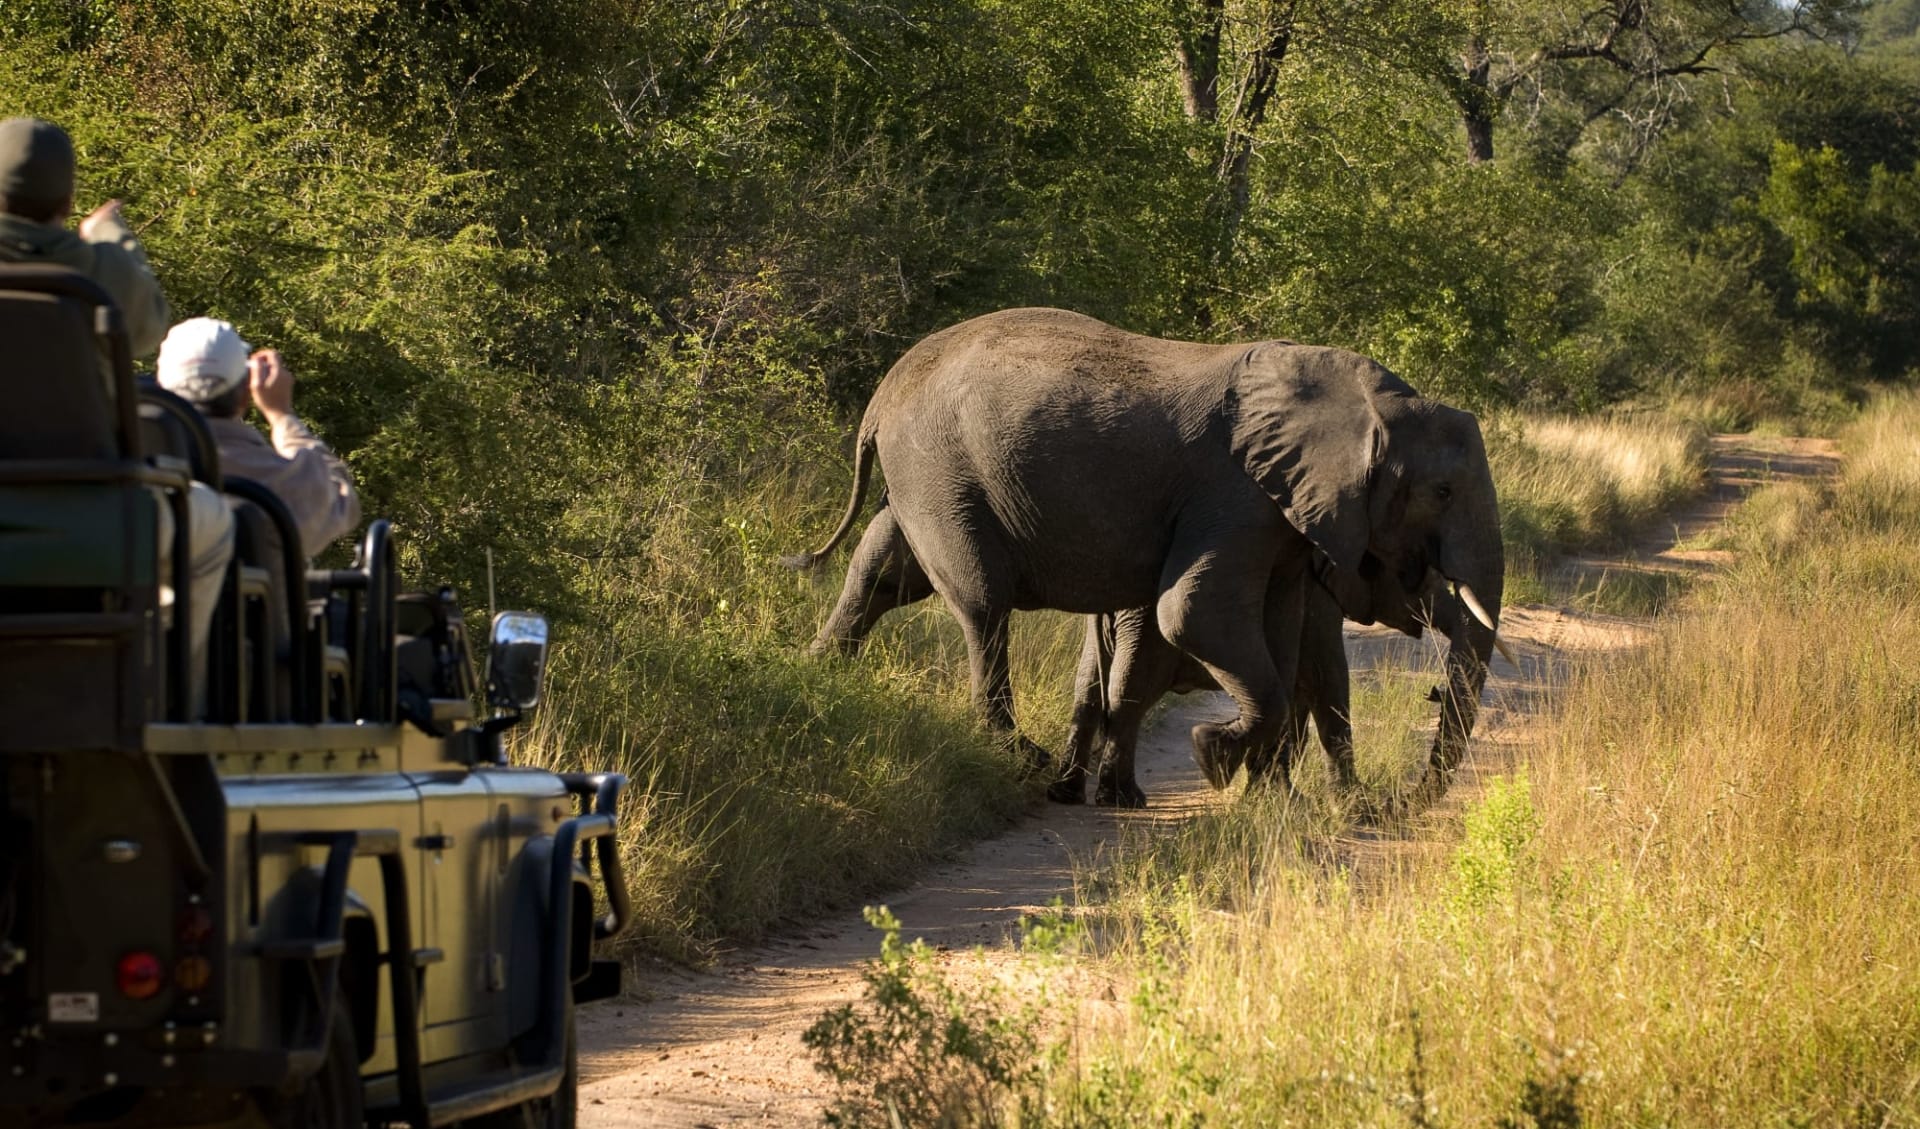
575,433,1838,1128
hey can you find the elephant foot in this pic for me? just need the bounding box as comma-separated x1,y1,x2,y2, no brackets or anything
1046,771,1087,805
1348,792,1387,825
1380,766,1455,822
805,633,860,658
1189,722,1246,790
1241,768,1277,793
1094,778,1147,809
1241,771,1304,803
1012,735,1052,780
1243,743,1289,788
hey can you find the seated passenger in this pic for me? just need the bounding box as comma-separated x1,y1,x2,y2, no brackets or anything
1,118,230,713
156,318,362,555
0,118,170,357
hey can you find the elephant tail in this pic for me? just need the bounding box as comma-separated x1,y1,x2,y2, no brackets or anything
781,424,878,572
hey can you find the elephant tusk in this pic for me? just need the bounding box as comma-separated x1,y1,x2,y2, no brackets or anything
1493,633,1518,668
1455,582,1498,633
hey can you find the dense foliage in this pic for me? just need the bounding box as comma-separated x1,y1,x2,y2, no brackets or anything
5,0,1916,952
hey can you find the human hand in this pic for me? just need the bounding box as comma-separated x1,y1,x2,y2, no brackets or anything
248,349,295,422
78,199,124,242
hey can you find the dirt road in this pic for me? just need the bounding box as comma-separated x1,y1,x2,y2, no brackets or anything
575,433,1838,1127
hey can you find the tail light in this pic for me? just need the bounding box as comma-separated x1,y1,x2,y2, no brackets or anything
174,956,211,993
116,951,165,1000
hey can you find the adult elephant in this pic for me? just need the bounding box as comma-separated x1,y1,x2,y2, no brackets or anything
786,308,1503,789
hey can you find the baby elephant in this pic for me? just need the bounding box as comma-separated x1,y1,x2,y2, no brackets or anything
1053,582,1356,807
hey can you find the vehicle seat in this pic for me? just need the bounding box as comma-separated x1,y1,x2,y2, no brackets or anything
136,382,266,719
222,478,314,723
0,265,181,745
395,589,477,735
136,381,222,486
0,272,124,461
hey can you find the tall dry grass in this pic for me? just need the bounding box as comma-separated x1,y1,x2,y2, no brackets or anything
1489,411,1710,612
1489,412,1708,557
966,397,1920,1124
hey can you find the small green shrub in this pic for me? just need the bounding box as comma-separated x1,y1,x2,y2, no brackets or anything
805,907,1069,1127
1446,772,1539,916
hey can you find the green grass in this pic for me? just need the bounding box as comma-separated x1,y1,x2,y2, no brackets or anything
1558,564,1696,617
1660,378,1859,438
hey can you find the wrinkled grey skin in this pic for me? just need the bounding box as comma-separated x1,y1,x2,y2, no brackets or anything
1054,577,1482,808
787,308,1503,788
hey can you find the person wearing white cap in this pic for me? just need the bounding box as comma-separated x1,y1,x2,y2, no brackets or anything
157,318,361,557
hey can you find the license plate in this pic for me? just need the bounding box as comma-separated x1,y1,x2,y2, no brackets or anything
47,992,99,1023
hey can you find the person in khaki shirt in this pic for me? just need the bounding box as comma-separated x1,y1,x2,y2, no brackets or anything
156,318,361,556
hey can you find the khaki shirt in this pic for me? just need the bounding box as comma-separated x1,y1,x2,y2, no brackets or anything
208,414,362,556
0,212,170,359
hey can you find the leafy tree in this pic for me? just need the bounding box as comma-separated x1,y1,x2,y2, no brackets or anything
1428,0,1861,165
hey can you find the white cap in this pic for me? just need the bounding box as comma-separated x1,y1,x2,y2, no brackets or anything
156,317,251,402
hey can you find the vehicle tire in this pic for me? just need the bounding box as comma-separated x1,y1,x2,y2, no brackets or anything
469,999,577,1129
261,986,364,1129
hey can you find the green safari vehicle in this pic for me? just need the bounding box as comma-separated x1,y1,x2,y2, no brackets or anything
0,265,631,1128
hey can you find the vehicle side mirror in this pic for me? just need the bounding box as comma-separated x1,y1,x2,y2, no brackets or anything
486,611,550,713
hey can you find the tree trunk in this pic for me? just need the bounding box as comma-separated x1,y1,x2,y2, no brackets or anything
1174,0,1224,122
1463,105,1495,163
1212,4,1294,260
1459,34,1495,163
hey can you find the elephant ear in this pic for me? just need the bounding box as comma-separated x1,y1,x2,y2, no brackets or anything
1228,345,1413,573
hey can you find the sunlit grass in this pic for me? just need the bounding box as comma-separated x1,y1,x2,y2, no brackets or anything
1489,412,1709,561
1489,412,1710,615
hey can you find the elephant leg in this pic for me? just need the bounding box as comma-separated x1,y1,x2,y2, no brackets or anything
950,599,1048,774
807,506,936,656
1158,542,1303,790
1095,701,1152,808
1244,697,1309,793
956,604,1016,732
1049,617,1109,804
1094,608,1180,809
1298,586,1357,792
896,501,1043,770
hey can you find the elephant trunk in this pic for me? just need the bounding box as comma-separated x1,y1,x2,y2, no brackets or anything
1422,497,1505,802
